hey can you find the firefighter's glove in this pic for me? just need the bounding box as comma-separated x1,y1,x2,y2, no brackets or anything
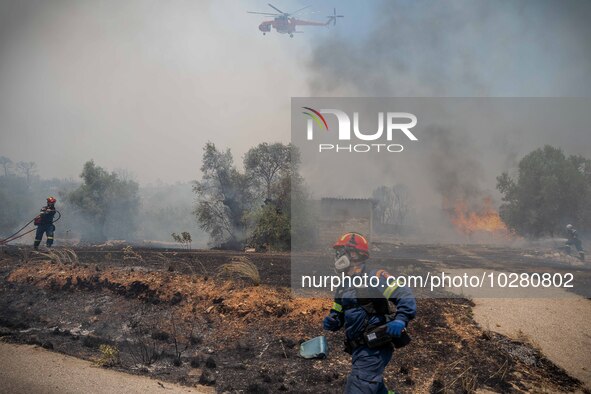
386,320,405,337
323,315,340,331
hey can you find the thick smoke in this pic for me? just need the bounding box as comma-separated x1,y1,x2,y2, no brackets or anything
300,0,591,241
0,0,305,183
423,126,484,203
307,0,591,97
0,165,207,247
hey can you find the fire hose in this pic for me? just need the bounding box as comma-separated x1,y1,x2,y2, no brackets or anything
0,211,61,245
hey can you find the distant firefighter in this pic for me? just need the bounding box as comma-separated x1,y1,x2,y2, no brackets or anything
565,224,584,261
34,197,57,250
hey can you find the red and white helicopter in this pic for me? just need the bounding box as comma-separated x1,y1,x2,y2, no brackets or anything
248,4,343,37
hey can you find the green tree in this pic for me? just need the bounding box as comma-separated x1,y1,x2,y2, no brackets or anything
244,143,305,250
244,143,300,200
66,160,139,241
497,146,591,237
193,143,253,248
247,204,290,251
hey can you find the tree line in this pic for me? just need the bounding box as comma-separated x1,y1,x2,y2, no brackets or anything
3,144,587,246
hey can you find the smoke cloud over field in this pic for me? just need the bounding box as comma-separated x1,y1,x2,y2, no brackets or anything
0,0,307,183
307,0,591,97
299,0,591,240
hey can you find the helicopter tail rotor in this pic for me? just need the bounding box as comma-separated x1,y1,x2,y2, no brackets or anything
327,8,344,26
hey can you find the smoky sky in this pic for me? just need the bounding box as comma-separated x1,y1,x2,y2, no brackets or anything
1,0,590,185
307,0,591,97
298,0,591,225
0,0,311,183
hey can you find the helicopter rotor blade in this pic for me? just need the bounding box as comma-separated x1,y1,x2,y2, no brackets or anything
247,11,281,16
291,5,312,16
267,3,285,14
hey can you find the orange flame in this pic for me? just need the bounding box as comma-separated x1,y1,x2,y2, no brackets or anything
445,197,509,236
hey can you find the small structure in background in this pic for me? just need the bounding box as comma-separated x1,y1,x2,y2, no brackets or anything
318,198,375,247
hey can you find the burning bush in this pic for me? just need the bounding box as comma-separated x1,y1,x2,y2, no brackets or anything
445,197,509,237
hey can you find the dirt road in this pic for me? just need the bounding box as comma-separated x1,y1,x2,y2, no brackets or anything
443,262,591,389
0,342,211,394
472,296,591,389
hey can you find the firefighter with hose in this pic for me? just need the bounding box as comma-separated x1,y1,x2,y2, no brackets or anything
565,224,585,261
33,197,57,250
323,232,416,394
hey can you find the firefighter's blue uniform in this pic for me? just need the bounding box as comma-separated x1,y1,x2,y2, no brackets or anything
566,226,585,261
566,227,583,253
34,205,56,249
325,264,416,394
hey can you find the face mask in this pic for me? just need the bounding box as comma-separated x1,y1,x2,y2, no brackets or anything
334,254,351,274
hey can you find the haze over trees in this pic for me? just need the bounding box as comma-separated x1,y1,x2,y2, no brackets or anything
193,143,253,249
0,155,207,245
66,160,140,242
16,161,37,184
0,156,13,177
0,156,77,237
0,171,35,234
372,184,414,234
139,182,207,246
497,146,591,237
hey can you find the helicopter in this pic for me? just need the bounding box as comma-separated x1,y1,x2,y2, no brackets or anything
247,4,343,37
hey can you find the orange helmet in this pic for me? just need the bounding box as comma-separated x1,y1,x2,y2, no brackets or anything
47,196,57,204
333,232,369,260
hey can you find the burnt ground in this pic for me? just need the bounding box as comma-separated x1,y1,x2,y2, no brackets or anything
0,244,589,393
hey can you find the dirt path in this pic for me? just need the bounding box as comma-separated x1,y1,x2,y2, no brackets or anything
0,342,212,394
471,296,591,389
445,267,591,389
440,247,591,389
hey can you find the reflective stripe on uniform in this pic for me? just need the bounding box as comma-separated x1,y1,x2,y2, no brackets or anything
332,302,343,312
383,283,398,299
47,237,54,239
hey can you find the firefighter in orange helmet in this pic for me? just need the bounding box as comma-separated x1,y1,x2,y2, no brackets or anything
33,197,57,250
323,232,416,394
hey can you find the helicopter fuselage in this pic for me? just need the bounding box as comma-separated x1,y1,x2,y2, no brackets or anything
259,16,296,35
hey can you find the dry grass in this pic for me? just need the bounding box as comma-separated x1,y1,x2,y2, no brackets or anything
35,248,79,264
218,257,260,286
95,344,120,367
122,245,143,262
